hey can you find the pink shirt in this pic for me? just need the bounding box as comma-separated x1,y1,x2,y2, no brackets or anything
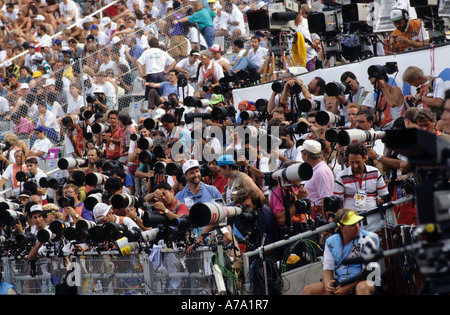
15,117,34,134
304,161,335,207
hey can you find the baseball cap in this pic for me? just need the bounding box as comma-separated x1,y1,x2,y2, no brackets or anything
217,154,236,167
93,203,111,221
338,210,364,226
19,191,31,198
30,204,43,214
208,93,225,105
190,49,200,56
52,38,62,45
257,1,266,10
62,116,73,126
94,85,105,94
35,14,45,21
89,24,99,30
182,159,200,174
31,53,44,60
44,78,55,87
390,9,405,21
209,44,221,53
297,139,322,154
100,17,111,26
34,125,46,132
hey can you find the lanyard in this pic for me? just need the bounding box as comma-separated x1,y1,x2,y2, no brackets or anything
353,173,367,195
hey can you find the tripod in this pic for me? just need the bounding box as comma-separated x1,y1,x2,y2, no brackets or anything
260,52,290,84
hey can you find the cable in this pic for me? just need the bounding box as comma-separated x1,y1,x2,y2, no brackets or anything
251,256,283,295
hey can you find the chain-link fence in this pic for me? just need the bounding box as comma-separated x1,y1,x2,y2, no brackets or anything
0,1,236,147
1,247,217,295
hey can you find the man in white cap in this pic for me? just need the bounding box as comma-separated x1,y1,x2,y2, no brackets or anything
175,49,201,83
389,8,429,53
298,139,334,217
175,159,223,209
93,202,140,231
29,204,46,236
100,16,117,38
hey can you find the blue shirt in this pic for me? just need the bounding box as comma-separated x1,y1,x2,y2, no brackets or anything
160,81,179,98
175,182,223,208
324,230,379,282
130,44,144,59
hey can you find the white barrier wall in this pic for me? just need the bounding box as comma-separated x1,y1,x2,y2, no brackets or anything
232,43,450,107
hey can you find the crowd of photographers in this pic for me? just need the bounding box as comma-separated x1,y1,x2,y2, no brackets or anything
0,0,449,295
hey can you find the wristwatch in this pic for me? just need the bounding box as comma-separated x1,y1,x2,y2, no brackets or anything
418,95,423,101
164,209,169,214
376,155,382,162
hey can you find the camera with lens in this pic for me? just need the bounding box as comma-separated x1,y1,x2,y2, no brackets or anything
322,195,341,220
399,178,415,196
15,171,34,182
58,196,75,208
202,78,213,92
211,106,236,120
178,76,188,88
325,81,351,97
163,98,177,109
184,96,209,108
367,62,398,80
184,112,212,124
295,197,312,214
111,193,144,210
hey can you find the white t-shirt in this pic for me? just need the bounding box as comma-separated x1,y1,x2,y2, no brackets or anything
67,94,84,114
247,46,268,68
99,60,117,75
40,110,60,133
0,96,9,113
137,48,175,74
94,31,110,46
51,101,66,118
31,138,53,160
176,57,201,79
59,0,79,20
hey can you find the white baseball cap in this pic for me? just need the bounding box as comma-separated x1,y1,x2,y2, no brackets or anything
182,159,200,174
390,9,406,21
100,17,111,26
93,203,111,221
30,204,43,214
44,78,56,87
257,1,266,10
94,85,105,94
297,139,322,154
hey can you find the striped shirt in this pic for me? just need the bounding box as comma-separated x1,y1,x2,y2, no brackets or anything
333,164,389,232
